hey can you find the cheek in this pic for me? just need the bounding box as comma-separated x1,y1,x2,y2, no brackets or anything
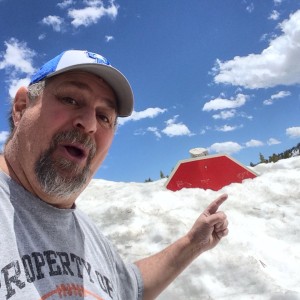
18,112,46,147
98,128,115,148
18,107,65,157
42,109,70,129
92,131,115,164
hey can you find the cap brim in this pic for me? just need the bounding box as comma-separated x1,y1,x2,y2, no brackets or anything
46,64,134,117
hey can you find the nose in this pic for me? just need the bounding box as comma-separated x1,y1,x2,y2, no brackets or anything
73,108,97,134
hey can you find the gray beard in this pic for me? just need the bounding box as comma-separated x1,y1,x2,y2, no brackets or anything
35,129,96,199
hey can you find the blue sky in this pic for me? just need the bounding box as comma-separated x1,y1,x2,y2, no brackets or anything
0,0,300,182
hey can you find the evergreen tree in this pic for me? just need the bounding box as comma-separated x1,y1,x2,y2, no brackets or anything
283,150,291,159
252,143,300,166
144,177,153,183
269,153,279,163
259,153,268,164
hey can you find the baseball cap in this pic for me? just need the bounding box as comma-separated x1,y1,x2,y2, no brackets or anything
29,50,134,117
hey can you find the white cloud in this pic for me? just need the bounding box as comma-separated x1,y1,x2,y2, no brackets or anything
260,32,277,43
216,125,240,132
147,127,161,139
246,3,254,13
212,109,253,120
286,127,300,138
263,90,291,105
274,0,282,5
38,33,46,40
209,142,243,154
263,100,272,106
84,0,103,5
267,138,281,145
0,131,9,152
239,112,253,120
165,115,178,126
245,139,264,147
68,1,119,27
105,35,114,42
162,116,194,137
42,15,65,32
213,10,300,88
0,39,35,97
260,33,268,42
271,90,291,99
0,38,35,74
203,94,248,111
0,131,9,143
269,10,280,21
212,109,236,120
8,78,31,99
133,129,146,136
57,0,74,9
118,108,167,126
162,123,192,137
200,126,211,135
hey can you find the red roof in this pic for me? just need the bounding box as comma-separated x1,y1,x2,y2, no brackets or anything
165,154,257,191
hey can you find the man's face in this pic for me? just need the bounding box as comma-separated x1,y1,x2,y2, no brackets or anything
12,71,117,207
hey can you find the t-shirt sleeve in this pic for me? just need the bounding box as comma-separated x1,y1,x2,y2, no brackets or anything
115,254,144,300
103,236,144,300
74,208,144,299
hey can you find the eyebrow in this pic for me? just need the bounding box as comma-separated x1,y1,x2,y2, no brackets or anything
59,80,117,111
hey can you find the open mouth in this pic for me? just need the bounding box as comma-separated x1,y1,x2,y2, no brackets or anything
63,145,87,160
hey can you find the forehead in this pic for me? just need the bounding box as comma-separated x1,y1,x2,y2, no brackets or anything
46,71,117,106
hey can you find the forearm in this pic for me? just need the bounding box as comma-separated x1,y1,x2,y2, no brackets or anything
135,194,229,300
135,234,202,300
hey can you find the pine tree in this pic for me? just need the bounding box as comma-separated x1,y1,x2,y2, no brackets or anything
259,153,268,164
160,171,166,179
269,153,279,163
144,178,153,183
253,143,300,166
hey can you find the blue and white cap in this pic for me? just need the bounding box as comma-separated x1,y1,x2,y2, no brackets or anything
29,50,134,117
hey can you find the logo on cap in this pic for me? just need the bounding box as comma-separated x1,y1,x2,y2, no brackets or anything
87,51,110,65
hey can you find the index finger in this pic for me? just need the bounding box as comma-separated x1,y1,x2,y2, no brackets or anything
205,194,228,215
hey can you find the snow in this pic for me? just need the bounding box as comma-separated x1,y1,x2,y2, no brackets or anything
77,156,300,299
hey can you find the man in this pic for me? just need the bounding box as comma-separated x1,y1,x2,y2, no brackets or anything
0,50,228,299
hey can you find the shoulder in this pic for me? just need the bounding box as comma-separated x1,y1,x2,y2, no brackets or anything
73,207,112,248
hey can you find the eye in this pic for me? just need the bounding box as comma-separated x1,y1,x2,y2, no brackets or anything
97,114,109,123
57,95,79,106
62,97,78,105
96,113,115,128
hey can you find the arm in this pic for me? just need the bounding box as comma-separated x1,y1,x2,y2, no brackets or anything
135,194,229,300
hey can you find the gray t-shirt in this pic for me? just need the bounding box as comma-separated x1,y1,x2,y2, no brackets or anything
0,170,143,300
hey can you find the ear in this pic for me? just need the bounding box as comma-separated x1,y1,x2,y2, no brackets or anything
12,86,30,127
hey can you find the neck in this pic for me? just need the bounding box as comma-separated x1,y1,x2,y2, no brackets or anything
0,154,21,184
0,153,78,209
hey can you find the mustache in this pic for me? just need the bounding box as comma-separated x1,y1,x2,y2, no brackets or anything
51,129,97,159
